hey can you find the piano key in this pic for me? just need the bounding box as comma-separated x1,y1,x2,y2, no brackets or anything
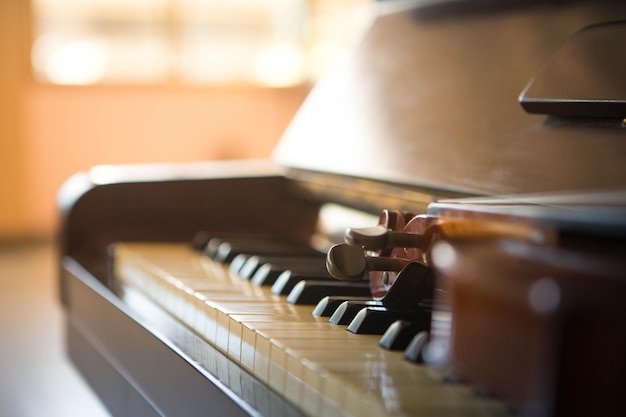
284,350,305,408
203,236,250,259
277,336,389,407
239,315,366,373
114,242,509,417
212,305,314,358
286,280,372,305
203,236,280,259
228,253,252,275
260,276,480,410
191,230,212,250
237,314,328,375
347,306,431,335
257,330,385,398
271,270,336,295
258,329,374,387
249,263,283,286
328,299,383,325
312,295,373,317
252,262,331,287
404,330,430,363
230,317,338,366
379,320,427,351
325,367,506,417
252,329,366,387
241,255,327,282
213,239,321,263
284,348,409,415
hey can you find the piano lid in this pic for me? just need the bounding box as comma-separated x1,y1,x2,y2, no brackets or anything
273,0,626,197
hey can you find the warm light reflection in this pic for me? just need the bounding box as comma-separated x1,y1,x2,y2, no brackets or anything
528,277,561,314
33,36,108,85
254,44,305,87
31,0,373,86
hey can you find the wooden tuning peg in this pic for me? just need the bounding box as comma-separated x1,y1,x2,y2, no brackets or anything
344,225,422,250
326,244,411,281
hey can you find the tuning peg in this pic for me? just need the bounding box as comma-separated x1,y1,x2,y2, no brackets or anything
344,225,422,250
379,209,408,231
326,244,410,281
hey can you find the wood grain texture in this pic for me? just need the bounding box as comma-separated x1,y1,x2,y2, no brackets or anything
274,1,626,196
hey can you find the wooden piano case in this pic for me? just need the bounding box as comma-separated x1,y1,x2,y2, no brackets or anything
59,161,323,416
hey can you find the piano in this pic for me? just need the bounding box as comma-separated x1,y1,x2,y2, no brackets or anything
58,1,626,416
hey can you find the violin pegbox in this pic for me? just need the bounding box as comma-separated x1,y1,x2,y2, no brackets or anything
326,209,433,298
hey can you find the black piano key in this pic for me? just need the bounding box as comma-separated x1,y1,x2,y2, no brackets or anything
229,253,252,275
250,263,284,286
404,330,430,363
239,255,326,281
328,300,383,325
251,260,328,287
286,281,371,305
191,230,212,250
379,320,428,351
204,236,280,259
237,256,267,280
312,296,372,317
347,306,431,335
271,270,336,295
204,237,239,258
212,240,321,263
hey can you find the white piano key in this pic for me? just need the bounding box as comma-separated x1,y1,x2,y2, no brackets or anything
114,242,509,417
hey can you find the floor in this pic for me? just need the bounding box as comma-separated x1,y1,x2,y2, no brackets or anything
0,242,111,417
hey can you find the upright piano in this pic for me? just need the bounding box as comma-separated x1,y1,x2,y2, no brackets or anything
58,1,626,416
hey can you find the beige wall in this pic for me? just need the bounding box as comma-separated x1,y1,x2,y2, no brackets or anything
0,0,308,240
22,85,307,236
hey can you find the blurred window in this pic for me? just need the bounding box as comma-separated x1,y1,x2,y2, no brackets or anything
31,0,372,87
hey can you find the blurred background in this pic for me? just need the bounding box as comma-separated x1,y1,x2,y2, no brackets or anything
1,0,373,242
0,1,372,416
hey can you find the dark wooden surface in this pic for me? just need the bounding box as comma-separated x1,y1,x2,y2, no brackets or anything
275,1,626,196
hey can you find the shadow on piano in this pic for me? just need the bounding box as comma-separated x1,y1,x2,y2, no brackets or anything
58,1,626,416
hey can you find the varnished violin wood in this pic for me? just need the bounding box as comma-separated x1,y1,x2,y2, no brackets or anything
430,239,626,417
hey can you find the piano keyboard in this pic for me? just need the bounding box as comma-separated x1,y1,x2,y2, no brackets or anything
113,242,508,417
